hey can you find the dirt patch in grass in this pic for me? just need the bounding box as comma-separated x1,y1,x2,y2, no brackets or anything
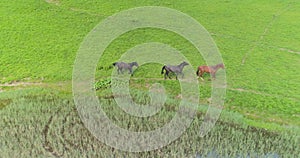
0,99,12,110
0,81,42,87
45,0,60,5
0,80,71,93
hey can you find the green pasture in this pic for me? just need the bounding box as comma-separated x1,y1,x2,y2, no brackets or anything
1,0,299,157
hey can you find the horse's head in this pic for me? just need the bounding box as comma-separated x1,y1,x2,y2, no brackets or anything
219,63,225,69
181,61,189,66
131,62,139,67
112,62,118,66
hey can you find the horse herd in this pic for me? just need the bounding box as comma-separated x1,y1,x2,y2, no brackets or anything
112,61,224,80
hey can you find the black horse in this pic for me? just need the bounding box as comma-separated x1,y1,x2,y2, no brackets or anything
112,61,139,75
161,61,189,80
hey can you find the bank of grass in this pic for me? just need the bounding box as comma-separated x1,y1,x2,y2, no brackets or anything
0,90,299,157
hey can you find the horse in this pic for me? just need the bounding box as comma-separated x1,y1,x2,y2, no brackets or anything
112,61,139,76
161,61,189,80
196,63,224,79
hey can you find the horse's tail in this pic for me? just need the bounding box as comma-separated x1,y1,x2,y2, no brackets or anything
196,69,199,76
112,62,117,66
161,65,166,74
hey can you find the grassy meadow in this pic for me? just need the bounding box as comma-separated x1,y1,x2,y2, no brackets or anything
1,0,299,157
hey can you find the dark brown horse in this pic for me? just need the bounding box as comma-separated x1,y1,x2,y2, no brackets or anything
196,63,224,79
161,61,189,80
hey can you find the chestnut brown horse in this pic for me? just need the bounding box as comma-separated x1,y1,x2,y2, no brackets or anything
196,63,224,79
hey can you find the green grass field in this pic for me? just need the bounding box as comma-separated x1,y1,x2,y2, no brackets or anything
1,0,299,157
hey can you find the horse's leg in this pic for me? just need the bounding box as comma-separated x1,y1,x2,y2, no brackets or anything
165,71,172,79
128,67,132,74
213,73,216,79
211,72,216,79
196,69,199,77
197,69,202,77
130,68,134,76
177,72,183,79
199,71,204,77
117,68,120,74
199,71,205,80
168,72,172,79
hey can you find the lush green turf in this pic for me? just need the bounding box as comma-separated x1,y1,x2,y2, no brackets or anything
1,0,300,157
